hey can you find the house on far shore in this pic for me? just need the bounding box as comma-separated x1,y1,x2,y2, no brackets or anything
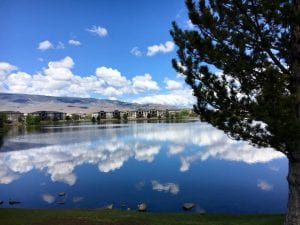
0,111,23,122
93,110,121,120
92,111,107,120
136,109,147,118
29,111,66,121
91,109,182,120
147,109,158,118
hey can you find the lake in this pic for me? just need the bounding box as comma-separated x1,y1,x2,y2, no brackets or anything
0,121,288,213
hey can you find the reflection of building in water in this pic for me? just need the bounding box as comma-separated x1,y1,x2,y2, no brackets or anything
29,111,66,121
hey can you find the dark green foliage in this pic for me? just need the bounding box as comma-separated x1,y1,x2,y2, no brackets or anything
165,111,170,120
123,113,128,120
116,114,121,120
26,115,41,125
92,116,96,123
18,117,23,123
97,115,100,122
0,112,7,128
71,114,80,121
175,109,191,119
65,115,71,121
171,0,300,158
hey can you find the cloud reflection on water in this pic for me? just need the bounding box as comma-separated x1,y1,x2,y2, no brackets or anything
151,180,179,195
0,122,285,185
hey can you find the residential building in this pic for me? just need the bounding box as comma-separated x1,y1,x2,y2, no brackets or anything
0,111,23,122
29,111,66,121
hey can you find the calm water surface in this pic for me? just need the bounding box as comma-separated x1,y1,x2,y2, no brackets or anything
0,121,287,213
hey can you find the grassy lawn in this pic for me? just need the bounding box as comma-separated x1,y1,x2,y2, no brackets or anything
0,208,284,225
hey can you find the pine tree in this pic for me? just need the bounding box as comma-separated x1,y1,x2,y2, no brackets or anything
171,1,300,224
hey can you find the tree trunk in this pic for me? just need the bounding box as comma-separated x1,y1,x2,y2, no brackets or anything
287,0,300,223
285,153,300,225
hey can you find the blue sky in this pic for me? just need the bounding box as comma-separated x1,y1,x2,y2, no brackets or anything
0,0,195,106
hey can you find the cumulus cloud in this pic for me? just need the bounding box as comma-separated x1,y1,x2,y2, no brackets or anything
42,193,55,204
1,57,165,98
164,78,183,90
147,41,174,56
132,74,159,93
86,25,108,37
257,180,273,191
131,47,142,56
0,62,17,76
151,180,179,195
1,57,195,106
68,39,81,46
133,89,196,107
96,66,130,87
0,62,17,92
38,40,66,50
38,40,53,51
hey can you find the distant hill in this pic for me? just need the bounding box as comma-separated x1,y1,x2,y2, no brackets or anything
0,93,177,113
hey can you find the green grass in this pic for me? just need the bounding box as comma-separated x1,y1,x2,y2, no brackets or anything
0,208,285,225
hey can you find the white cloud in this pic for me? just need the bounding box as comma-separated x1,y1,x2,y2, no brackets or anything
132,74,159,93
101,86,123,96
151,180,179,195
0,62,17,92
38,40,53,51
96,66,130,87
164,78,183,90
133,89,196,107
1,57,164,98
86,25,108,37
147,41,174,56
131,47,142,56
0,62,17,76
68,39,81,46
257,180,273,191
42,193,55,204
187,20,195,29
56,41,65,49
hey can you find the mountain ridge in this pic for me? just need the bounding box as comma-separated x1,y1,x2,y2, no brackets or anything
0,93,177,113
